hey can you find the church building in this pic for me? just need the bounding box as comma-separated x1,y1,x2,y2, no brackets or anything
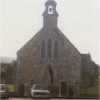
16,0,94,97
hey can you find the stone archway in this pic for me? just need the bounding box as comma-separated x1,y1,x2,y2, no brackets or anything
44,66,53,84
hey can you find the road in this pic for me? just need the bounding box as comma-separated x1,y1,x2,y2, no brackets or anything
9,98,64,100
9,98,67,100
9,98,99,100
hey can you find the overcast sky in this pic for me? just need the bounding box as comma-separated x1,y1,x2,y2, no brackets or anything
0,0,100,65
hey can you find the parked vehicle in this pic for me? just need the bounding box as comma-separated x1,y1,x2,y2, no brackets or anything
0,84,9,99
31,84,50,99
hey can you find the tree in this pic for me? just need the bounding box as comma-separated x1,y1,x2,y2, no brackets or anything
0,61,16,84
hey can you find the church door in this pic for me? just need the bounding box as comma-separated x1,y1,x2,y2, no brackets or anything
44,66,53,84
60,81,67,96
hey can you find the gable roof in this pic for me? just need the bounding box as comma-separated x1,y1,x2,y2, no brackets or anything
17,27,81,56
57,28,81,55
17,28,43,54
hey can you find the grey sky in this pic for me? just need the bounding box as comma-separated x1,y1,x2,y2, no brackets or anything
0,0,100,65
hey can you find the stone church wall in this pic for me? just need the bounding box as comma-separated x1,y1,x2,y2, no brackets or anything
16,27,82,88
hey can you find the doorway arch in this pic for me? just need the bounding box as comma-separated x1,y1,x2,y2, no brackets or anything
44,66,53,84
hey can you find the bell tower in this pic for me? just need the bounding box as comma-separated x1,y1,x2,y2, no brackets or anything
43,0,58,29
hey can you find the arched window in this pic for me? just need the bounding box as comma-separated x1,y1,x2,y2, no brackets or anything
54,41,58,58
41,40,45,58
47,38,52,58
48,5,53,14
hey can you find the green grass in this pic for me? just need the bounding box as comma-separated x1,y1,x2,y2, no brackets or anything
80,86,99,94
7,84,14,92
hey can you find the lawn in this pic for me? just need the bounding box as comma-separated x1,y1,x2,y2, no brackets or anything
80,86,99,94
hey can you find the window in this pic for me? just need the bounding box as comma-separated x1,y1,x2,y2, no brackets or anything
48,5,53,14
41,40,45,58
47,38,52,58
54,41,58,58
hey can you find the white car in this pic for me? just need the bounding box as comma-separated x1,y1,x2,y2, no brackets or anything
0,84,9,99
31,84,50,99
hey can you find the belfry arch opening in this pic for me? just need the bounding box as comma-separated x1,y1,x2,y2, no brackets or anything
48,5,53,14
44,66,53,84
